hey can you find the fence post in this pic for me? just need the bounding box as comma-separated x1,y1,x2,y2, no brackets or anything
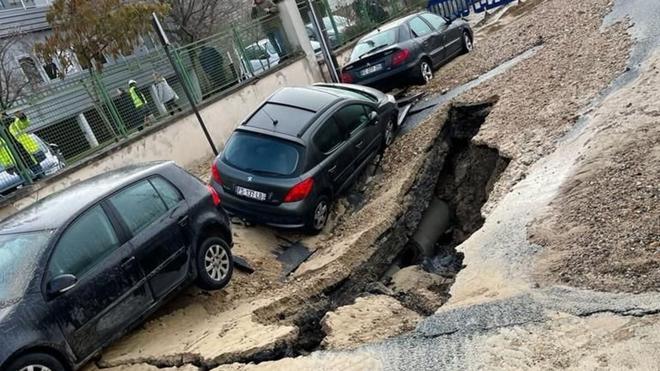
320,0,342,45
171,47,202,105
90,71,128,138
232,23,254,78
277,0,322,77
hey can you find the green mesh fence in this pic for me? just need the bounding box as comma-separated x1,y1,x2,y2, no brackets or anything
0,13,294,198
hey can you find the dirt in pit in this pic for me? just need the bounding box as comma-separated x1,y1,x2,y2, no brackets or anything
530,52,660,293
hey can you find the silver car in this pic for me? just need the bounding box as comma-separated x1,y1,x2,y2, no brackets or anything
0,134,66,195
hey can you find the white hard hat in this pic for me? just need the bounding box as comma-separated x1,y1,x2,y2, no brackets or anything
128,80,137,85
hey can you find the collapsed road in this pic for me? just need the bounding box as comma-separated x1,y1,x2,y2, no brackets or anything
89,0,659,369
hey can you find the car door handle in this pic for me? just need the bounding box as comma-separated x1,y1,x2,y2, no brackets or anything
328,165,337,174
355,141,365,149
121,256,136,269
178,215,190,227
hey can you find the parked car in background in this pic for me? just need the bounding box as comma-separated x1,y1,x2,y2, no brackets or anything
306,15,353,48
241,39,322,78
340,11,473,88
0,162,233,371
210,83,398,234
0,134,66,196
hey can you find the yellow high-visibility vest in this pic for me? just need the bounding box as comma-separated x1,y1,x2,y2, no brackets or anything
129,86,146,108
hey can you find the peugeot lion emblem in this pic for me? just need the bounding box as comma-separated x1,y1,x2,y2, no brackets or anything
247,176,253,182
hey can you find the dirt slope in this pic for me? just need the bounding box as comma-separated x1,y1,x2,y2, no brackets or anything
531,52,660,293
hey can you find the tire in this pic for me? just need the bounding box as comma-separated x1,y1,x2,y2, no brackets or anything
383,114,397,148
413,59,433,85
195,237,233,290
5,353,65,371
305,195,330,235
462,31,474,54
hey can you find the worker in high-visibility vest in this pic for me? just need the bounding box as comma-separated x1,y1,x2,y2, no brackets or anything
128,80,149,130
5,111,44,177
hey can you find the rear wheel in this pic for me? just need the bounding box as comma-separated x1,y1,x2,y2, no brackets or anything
196,237,233,290
305,195,330,235
5,353,65,371
413,59,433,85
462,31,473,53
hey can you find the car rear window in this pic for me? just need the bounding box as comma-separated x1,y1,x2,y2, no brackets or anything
351,28,399,60
223,132,302,176
245,103,315,134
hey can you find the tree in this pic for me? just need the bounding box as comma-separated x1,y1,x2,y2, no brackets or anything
0,32,31,112
162,0,247,44
35,0,169,74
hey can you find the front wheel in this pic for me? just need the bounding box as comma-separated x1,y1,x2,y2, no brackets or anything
5,353,65,371
383,115,397,148
196,237,233,290
305,195,330,235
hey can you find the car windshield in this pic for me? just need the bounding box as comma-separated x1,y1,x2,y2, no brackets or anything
351,28,398,60
223,132,302,177
0,231,52,307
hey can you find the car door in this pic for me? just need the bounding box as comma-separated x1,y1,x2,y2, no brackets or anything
312,116,354,194
420,12,452,63
334,104,381,175
425,13,463,57
408,16,441,65
107,178,191,300
46,204,152,359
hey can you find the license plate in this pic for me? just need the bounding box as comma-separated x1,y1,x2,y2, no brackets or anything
235,186,267,201
361,64,383,76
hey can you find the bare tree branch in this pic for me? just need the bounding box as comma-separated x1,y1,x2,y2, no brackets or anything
0,32,32,111
161,0,247,44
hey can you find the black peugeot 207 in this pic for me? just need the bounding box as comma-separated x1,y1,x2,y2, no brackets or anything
0,162,233,371
211,83,398,233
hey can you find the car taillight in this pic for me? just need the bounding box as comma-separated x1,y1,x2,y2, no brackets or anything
284,178,314,203
207,185,221,206
211,161,222,185
392,49,410,66
340,71,353,83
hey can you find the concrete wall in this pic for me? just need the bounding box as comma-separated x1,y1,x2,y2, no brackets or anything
1,57,321,218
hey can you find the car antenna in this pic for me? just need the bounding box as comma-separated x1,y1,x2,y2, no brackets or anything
263,107,278,126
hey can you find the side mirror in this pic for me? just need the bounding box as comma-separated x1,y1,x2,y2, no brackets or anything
368,111,379,124
47,274,77,297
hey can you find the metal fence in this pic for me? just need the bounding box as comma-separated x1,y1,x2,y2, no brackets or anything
0,13,294,198
428,0,517,20
297,0,428,51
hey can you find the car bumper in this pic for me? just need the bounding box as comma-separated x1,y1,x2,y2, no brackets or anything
211,181,311,228
353,61,416,87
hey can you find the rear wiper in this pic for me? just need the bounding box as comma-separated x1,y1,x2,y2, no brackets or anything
358,44,389,59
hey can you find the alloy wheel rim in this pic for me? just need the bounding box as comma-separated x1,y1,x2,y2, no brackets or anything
204,244,230,282
385,119,395,146
465,34,473,51
422,62,433,83
20,366,52,371
313,201,328,230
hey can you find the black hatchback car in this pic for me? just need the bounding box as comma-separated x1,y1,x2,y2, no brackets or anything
211,83,398,233
340,11,473,87
0,162,233,371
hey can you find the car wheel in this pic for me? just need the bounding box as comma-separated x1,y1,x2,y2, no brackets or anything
305,196,330,235
383,115,396,148
462,31,473,53
196,237,233,290
5,353,65,371
414,59,433,85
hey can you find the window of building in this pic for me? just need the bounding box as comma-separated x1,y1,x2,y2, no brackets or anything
19,56,45,84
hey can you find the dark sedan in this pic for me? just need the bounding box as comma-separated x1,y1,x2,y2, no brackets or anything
340,11,473,88
211,83,398,233
0,162,233,371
